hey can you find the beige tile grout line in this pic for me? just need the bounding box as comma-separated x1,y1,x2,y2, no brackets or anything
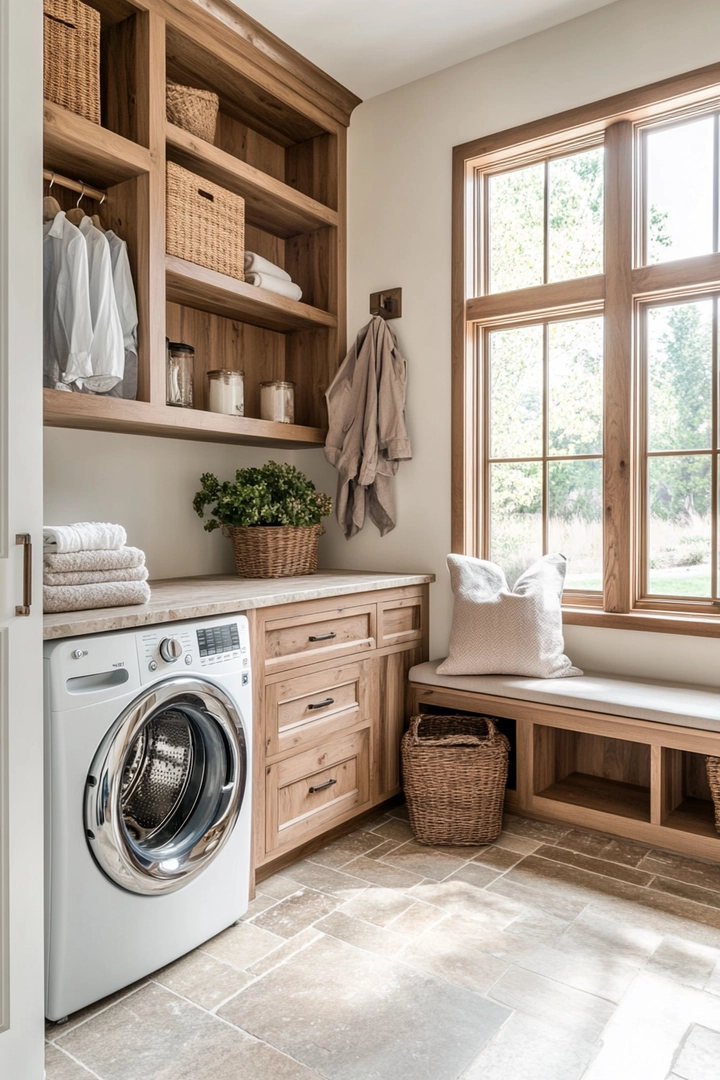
49,1042,105,1080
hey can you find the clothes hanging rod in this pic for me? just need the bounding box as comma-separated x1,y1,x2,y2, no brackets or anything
43,170,105,203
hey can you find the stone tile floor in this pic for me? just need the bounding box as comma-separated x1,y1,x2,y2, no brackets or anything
46,806,720,1080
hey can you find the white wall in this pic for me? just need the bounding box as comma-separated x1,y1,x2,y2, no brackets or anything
301,0,720,682
45,0,720,682
44,429,298,580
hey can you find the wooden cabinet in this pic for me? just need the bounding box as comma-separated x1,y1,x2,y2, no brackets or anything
42,0,360,447
251,585,429,878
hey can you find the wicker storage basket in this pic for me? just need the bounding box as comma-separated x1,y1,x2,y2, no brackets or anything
402,714,510,845
224,524,323,578
706,756,720,834
166,79,219,143
43,0,100,124
167,162,245,281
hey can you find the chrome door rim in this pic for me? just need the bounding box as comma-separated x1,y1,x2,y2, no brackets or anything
85,676,247,896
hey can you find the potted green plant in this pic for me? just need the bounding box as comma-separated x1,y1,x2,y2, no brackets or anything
193,461,333,578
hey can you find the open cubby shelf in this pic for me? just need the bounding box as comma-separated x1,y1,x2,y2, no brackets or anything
409,682,720,863
43,0,358,446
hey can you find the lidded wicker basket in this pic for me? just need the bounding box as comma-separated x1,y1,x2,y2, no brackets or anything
706,757,720,834
43,0,101,124
166,79,219,143
224,524,323,579
402,714,510,845
166,161,245,281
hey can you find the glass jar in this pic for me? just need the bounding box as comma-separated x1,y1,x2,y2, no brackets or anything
167,342,194,408
207,369,245,416
260,380,295,424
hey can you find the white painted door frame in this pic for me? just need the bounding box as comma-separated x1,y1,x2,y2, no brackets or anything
0,0,45,1077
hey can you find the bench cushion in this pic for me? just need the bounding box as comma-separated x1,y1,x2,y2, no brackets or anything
409,660,720,735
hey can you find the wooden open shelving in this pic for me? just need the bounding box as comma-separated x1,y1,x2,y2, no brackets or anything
42,0,360,446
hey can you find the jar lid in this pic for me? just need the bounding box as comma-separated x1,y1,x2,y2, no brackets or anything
207,369,244,379
260,380,295,388
168,342,194,353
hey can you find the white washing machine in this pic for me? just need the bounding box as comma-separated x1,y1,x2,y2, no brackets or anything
44,615,252,1022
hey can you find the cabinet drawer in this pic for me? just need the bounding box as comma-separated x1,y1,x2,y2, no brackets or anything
264,605,375,670
377,594,424,648
265,728,371,855
265,662,368,758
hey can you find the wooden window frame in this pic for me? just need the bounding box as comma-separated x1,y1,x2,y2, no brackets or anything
452,63,720,637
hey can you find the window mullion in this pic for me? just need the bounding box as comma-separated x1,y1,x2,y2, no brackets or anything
603,120,634,614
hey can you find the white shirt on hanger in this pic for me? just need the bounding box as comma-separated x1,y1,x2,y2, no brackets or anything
105,230,138,400
75,216,124,393
43,211,94,388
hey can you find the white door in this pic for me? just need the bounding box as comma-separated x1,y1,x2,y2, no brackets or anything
0,0,45,1077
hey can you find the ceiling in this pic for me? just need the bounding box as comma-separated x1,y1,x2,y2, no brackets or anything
234,0,618,99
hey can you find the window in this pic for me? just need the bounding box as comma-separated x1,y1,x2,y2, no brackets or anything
453,65,720,632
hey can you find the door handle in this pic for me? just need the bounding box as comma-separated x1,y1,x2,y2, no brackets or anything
308,777,337,794
15,534,32,616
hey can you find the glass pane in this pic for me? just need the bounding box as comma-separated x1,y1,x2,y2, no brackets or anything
548,316,603,456
647,300,713,452
490,462,543,586
548,147,604,282
646,116,715,264
548,460,603,591
647,455,712,596
488,163,544,293
489,324,544,458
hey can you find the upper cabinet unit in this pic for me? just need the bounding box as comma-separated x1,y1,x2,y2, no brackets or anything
42,0,360,447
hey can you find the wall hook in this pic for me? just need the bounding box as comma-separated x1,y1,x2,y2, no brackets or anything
369,287,402,321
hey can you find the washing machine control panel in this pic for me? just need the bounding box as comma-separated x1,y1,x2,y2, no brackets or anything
137,618,249,680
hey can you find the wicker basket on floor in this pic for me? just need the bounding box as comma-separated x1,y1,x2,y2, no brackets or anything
43,0,100,124
402,714,510,846
224,524,323,578
166,79,219,143
166,161,245,281
706,757,720,834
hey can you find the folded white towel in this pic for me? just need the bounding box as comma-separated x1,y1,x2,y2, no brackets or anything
43,565,149,587
43,580,151,614
245,272,302,302
43,546,145,573
43,522,127,554
244,251,291,281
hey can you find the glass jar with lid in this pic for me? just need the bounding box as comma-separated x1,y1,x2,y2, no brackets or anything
260,380,295,424
207,370,245,416
166,342,194,408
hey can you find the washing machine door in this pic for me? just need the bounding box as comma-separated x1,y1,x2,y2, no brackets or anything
85,676,247,896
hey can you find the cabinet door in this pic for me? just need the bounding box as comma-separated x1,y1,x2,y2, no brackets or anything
377,594,425,648
373,646,423,802
0,1,45,1076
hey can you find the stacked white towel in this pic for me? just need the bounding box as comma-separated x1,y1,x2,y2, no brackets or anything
244,251,303,302
42,524,150,613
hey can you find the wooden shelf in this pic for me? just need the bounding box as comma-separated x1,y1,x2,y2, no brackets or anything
43,100,153,189
167,124,338,238
536,772,651,822
43,389,327,447
166,256,337,332
664,797,720,839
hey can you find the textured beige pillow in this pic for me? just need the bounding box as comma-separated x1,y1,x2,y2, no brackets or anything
437,553,582,678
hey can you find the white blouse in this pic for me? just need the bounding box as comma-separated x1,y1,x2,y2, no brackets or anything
43,212,93,388
76,217,124,393
105,230,138,400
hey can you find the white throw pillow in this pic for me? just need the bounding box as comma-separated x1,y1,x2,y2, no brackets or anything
437,553,582,678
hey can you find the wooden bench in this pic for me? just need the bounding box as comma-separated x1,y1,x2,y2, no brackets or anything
408,661,720,863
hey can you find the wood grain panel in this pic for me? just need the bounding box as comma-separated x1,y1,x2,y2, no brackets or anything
214,111,285,183
376,595,424,648
265,661,369,759
373,646,423,801
264,605,376,671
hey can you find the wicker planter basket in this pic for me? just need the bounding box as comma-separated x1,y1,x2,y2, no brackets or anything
706,757,720,834
402,714,510,846
44,0,100,124
167,162,245,281
166,79,219,143
224,524,323,578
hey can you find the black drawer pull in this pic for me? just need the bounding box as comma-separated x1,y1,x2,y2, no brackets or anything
308,697,335,711
309,777,337,794
309,632,336,642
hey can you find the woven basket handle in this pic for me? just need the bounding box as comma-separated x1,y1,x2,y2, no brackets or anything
407,714,499,747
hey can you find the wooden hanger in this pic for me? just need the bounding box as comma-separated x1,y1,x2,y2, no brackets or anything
43,172,62,222
65,183,87,226
91,193,106,232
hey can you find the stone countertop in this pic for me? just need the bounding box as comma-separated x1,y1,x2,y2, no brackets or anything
42,570,435,640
